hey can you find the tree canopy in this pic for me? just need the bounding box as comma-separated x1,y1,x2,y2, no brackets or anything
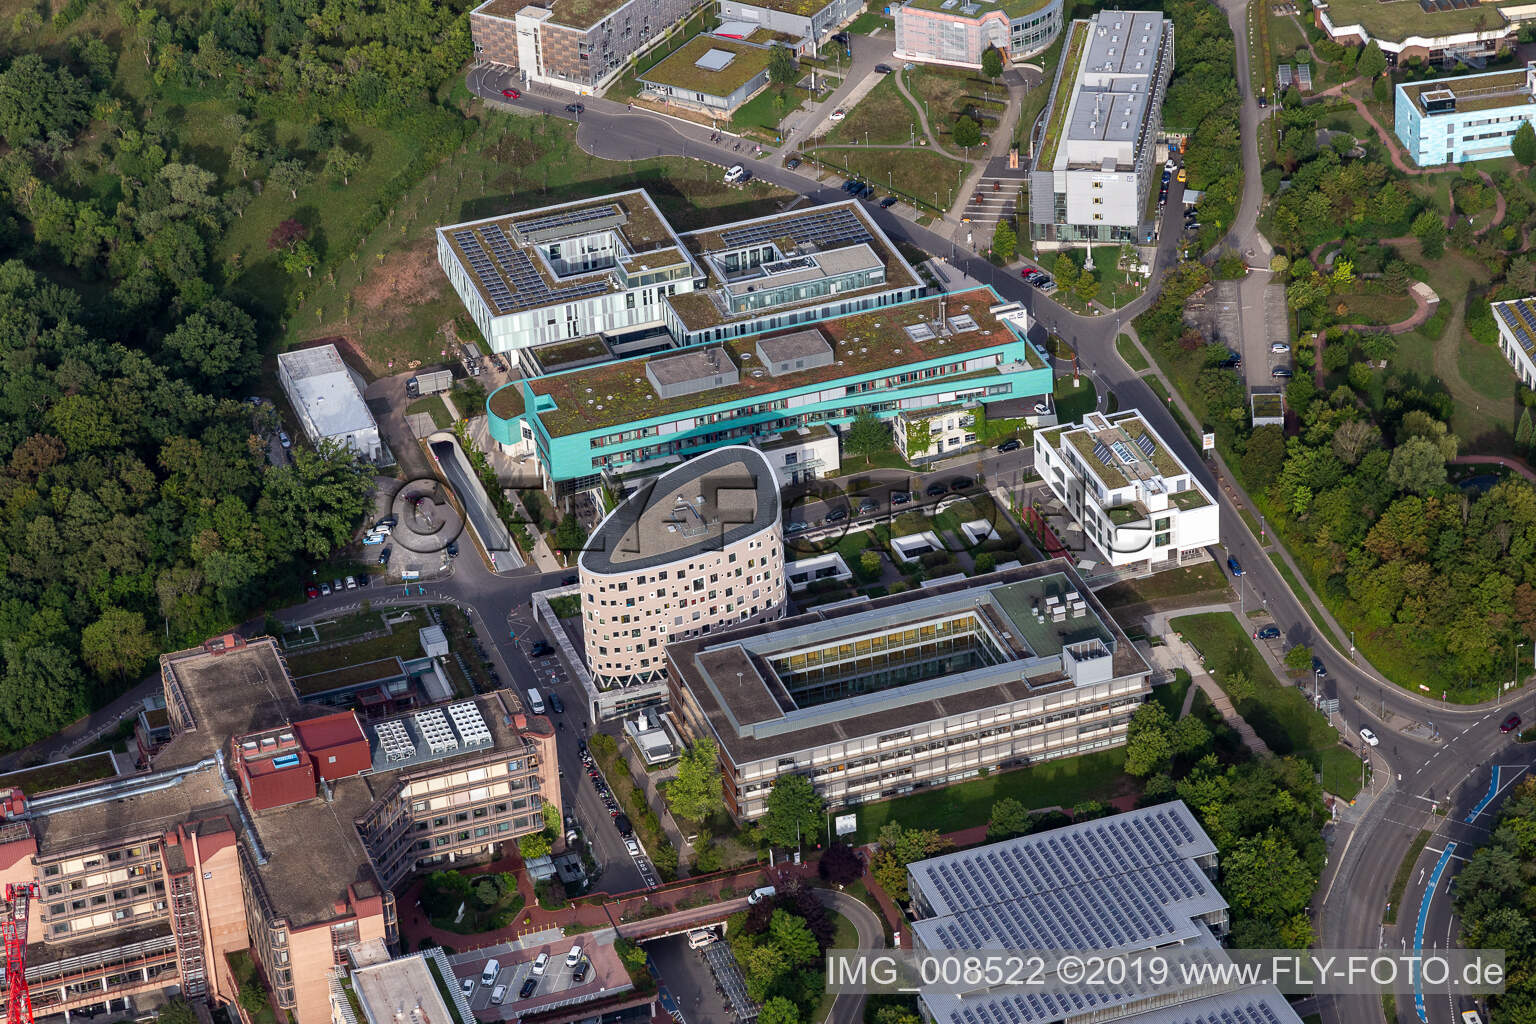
666,738,725,822
761,774,825,848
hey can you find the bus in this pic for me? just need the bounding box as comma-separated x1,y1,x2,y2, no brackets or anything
1462,1010,1484,1024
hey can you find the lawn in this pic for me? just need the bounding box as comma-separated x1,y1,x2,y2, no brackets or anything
847,9,894,33
285,609,428,676
1096,562,1233,612
407,395,453,430
1153,668,1194,719
1053,372,1098,424
906,65,1000,154
803,146,968,212
1171,612,1362,798
607,7,718,100
286,114,792,374
227,951,278,1024
732,86,813,138
847,748,1133,842
1333,288,1416,326
825,74,919,146
1116,333,1149,371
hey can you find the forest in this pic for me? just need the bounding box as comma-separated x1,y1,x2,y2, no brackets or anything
0,0,481,751
1455,777,1536,1024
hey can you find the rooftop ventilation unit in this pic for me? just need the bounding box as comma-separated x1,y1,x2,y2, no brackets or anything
376,720,416,762
447,701,492,747
413,708,459,756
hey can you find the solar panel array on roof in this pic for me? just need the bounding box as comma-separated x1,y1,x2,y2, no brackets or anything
1093,440,1115,465
1135,433,1157,458
927,972,1298,1024
719,207,869,251
1496,300,1536,355
511,203,622,244
452,224,611,316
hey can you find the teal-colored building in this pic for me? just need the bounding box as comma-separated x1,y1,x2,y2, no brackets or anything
486,287,1053,496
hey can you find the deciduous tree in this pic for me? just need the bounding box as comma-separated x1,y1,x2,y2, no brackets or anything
952,115,982,150
761,774,825,849
667,737,725,821
845,410,892,461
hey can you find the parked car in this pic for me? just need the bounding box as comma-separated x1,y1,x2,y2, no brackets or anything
531,953,549,976
857,499,878,515
615,813,633,836
879,196,898,208
572,958,590,983
356,573,370,587
786,520,810,534
829,108,847,122
875,63,893,73
378,546,391,565
785,157,801,170
1359,726,1379,747
549,693,565,714
1271,367,1293,379
563,574,578,585
1226,557,1243,577
1270,342,1291,354
890,491,911,505
724,164,747,184
1178,168,1187,183
320,581,332,596
278,430,292,449
625,838,641,856
306,585,320,599
924,482,948,498
501,88,520,99
823,506,848,524
446,539,460,557
997,438,1022,453
344,576,357,590
1254,625,1281,640
1311,656,1328,677
530,641,554,657
1502,713,1523,733
566,945,584,968
948,476,974,492
519,978,538,1000
332,578,344,593
461,979,475,997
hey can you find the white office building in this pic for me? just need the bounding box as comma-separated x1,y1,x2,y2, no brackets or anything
276,345,383,462
1033,410,1218,570
1029,10,1174,247
1490,297,1536,389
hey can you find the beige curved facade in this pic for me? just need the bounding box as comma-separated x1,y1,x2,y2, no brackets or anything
579,446,787,689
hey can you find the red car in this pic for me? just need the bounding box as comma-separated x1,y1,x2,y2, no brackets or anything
306,585,320,599
1501,714,1522,734
502,88,521,100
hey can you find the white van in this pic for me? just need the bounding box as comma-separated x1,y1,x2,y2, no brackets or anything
747,885,777,905
687,929,716,949
526,688,547,715
724,164,746,184
481,959,501,986
490,984,507,1005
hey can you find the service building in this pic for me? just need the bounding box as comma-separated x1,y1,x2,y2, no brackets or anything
667,561,1152,821
1029,10,1174,247
276,345,383,462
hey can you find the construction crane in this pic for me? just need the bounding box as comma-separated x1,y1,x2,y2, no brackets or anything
2,882,36,1024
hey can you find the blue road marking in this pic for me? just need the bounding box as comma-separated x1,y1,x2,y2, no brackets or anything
1415,842,1457,1023
1467,766,1515,823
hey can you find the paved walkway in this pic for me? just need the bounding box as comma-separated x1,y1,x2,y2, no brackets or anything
1451,453,1536,485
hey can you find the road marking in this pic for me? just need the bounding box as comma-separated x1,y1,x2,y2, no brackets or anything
1414,842,1456,1023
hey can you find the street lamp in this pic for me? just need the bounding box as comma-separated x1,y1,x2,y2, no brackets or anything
1349,630,1355,661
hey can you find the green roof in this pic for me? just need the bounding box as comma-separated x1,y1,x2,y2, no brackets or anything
1318,0,1524,42
489,382,526,420
0,752,116,796
1171,489,1210,511
1067,429,1127,488
904,0,1053,18
1401,69,1530,114
639,35,776,97
1037,20,1089,171
529,288,1025,437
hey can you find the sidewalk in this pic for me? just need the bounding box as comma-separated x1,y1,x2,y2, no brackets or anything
1142,622,1274,757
